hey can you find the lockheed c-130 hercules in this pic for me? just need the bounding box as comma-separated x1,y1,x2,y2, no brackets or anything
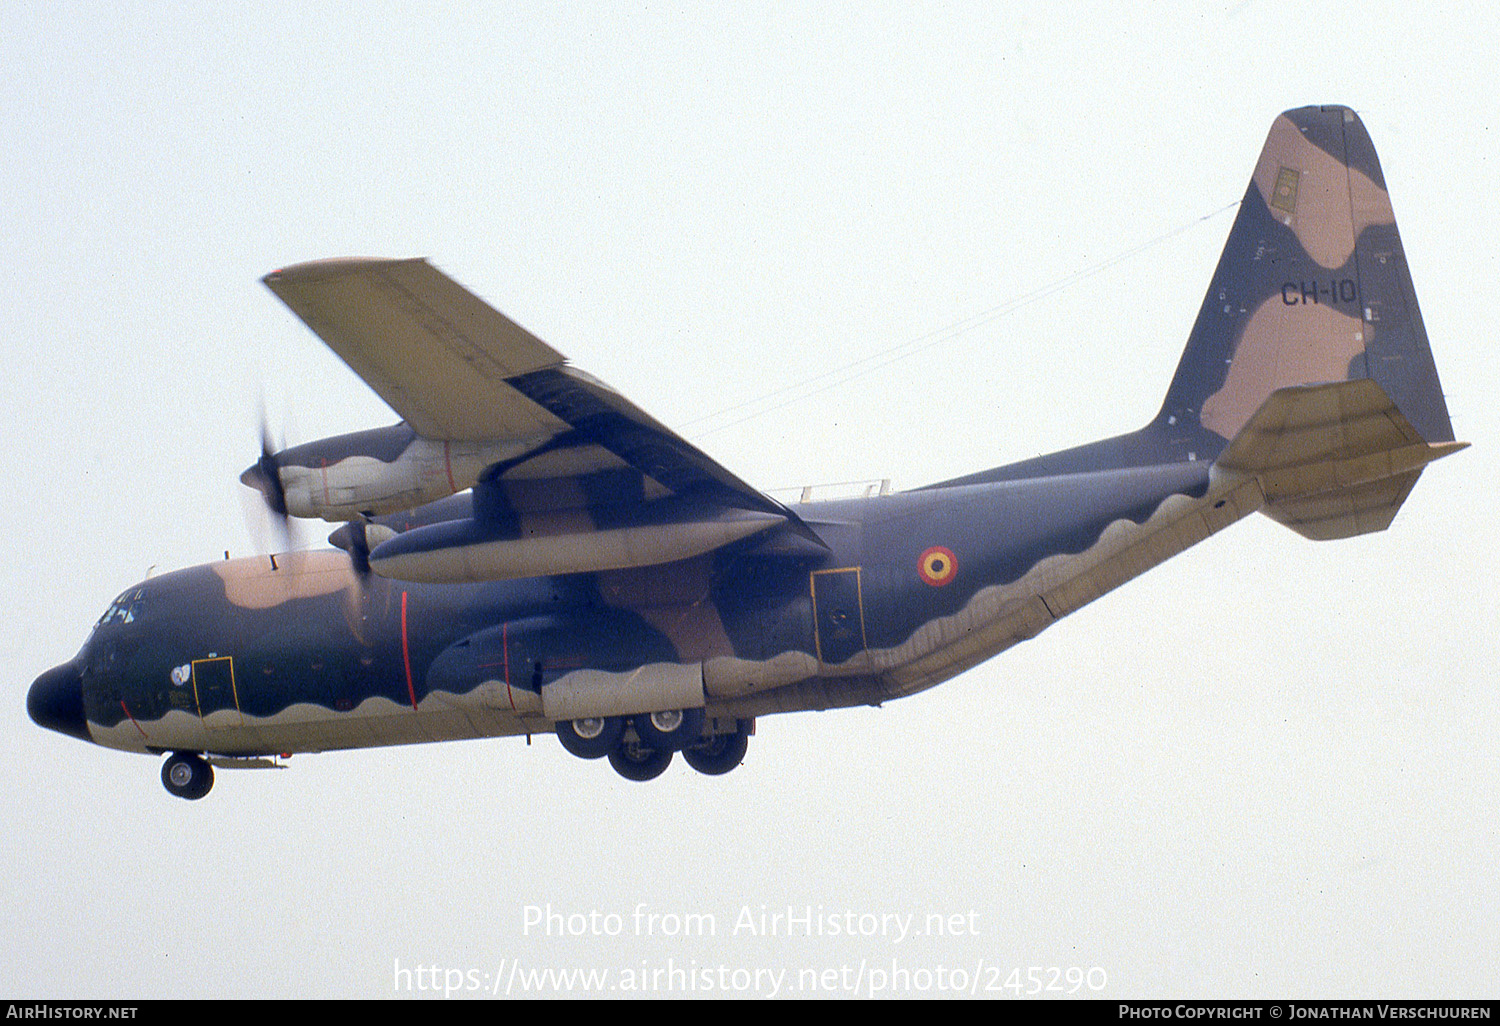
29,106,1465,798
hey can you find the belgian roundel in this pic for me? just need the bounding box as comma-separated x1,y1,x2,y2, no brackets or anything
918,546,957,587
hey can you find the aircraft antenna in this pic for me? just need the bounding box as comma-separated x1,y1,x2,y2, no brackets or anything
684,201,1239,439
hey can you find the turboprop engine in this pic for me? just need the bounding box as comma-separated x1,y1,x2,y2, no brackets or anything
240,423,541,522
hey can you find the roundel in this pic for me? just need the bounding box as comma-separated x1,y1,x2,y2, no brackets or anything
918,546,957,587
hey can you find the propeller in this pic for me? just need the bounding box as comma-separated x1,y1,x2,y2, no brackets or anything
328,519,373,577
328,517,397,639
238,400,296,555
237,401,374,636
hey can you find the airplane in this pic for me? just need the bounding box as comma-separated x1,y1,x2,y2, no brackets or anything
28,105,1465,799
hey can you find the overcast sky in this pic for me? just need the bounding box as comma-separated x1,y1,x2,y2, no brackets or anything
4,2,1496,1000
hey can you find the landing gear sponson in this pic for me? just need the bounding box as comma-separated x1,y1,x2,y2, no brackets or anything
155,714,750,796
555,712,752,782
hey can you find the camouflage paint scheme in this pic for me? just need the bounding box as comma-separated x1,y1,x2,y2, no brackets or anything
28,106,1464,793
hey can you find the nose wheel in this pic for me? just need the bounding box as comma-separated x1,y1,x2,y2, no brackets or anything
161,752,214,800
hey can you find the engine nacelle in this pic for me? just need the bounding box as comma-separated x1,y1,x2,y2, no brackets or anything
242,424,542,522
367,508,785,583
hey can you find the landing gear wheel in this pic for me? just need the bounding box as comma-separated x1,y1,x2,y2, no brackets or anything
608,741,673,782
161,752,214,800
632,707,705,751
556,716,625,759
682,728,750,776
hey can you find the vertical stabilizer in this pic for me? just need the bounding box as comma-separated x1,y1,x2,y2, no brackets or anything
1162,104,1455,453
951,105,1457,488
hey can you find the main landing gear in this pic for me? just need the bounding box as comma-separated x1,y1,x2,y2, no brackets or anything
161,751,214,800
555,712,751,782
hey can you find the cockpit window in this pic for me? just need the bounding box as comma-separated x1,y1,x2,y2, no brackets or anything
95,588,146,628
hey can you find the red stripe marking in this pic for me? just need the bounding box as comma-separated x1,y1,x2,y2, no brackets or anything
503,621,516,712
401,590,418,711
119,699,148,738
443,440,458,494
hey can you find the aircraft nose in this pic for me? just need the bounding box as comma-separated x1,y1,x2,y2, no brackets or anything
28,661,91,742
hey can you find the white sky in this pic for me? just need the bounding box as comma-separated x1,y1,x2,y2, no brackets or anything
4,2,1496,1000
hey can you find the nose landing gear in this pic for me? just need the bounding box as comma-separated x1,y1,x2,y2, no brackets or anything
161,752,214,800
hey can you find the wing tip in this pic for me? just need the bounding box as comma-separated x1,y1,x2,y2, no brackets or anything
263,256,427,286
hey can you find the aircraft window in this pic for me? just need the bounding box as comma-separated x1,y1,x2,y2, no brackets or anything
94,589,146,628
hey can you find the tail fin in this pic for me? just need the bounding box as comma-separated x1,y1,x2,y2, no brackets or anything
1176,105,1468,539
1161,104,1455,454
963,104,1461,491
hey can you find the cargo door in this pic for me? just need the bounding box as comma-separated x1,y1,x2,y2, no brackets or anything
811,567,867,667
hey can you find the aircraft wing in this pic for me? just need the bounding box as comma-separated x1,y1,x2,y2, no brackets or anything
264,258,568,441
263,257,797,524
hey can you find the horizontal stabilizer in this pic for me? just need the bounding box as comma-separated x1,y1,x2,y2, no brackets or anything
1216,379,1467,540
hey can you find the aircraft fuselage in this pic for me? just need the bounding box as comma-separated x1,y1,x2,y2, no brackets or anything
41,460,1221,760
27,106,1464,796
